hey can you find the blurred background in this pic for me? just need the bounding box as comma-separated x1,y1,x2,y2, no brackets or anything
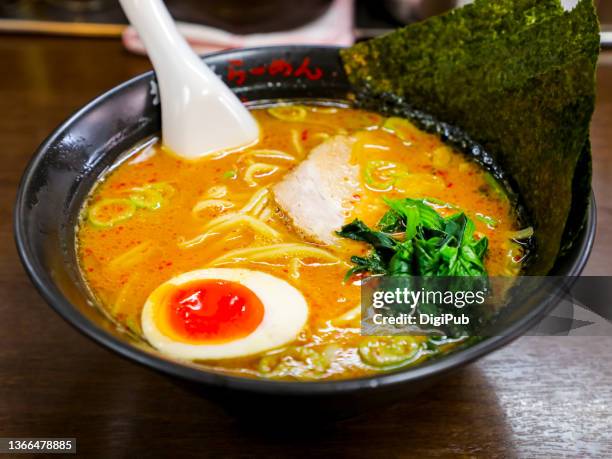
0,0,610,50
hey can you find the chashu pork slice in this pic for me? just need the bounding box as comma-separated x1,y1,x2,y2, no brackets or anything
272,135,360,245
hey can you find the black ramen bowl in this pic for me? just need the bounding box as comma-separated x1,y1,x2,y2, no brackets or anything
14,46,595,420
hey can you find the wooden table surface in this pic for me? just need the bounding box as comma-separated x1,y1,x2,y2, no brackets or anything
1,36,611,458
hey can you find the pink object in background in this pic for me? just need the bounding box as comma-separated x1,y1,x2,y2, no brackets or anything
122,0,354,55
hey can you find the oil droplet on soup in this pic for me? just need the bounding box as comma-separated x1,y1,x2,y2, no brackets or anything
77,104,525,380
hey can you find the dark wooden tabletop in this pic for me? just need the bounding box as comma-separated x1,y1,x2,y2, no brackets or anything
1,36,611,458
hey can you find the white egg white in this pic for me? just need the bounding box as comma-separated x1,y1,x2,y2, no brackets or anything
141,268,308,360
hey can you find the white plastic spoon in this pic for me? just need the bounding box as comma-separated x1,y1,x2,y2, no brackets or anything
119,0,259,159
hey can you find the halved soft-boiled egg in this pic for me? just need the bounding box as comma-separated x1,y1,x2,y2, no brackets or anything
141,268,308,360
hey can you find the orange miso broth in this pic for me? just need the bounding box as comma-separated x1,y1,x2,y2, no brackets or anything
77,103,525,380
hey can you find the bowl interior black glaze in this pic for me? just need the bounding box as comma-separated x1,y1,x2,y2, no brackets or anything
14,46,595,417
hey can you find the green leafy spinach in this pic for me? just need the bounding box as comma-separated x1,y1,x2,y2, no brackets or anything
337,198,488,279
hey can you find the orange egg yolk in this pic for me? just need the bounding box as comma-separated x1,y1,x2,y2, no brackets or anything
156,279,264,344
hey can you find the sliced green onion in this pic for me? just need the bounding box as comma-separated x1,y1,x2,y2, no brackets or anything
88,198,136,228
382,117,422,143
129,188,164,210
257,346,331,378
223,170,238,179
147,182,175,199
359,336,420,367
268,105,307,122
476,213,499,228
364,160,408,191
125,316,142,335
508,227,534,240
482,172,509,201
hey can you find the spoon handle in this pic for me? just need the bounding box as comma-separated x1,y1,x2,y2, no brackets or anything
119,0,259,159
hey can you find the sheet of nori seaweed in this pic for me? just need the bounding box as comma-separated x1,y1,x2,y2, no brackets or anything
341,0,599,275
